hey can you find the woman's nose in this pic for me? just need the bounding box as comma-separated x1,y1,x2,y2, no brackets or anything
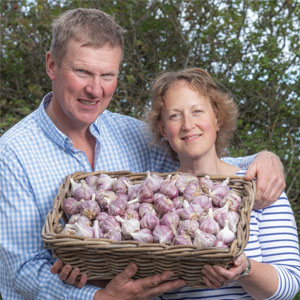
182,116,195,130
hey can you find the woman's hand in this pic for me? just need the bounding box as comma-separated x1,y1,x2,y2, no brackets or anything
244,151,285,209
202,253,249,288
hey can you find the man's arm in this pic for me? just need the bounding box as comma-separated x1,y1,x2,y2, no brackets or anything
223,151,285,209
0,153,99,300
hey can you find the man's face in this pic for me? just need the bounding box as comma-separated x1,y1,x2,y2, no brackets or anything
46,39,122,131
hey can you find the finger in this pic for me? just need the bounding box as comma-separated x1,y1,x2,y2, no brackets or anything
114,262,137,284
143,278,186,299
65,267,80,285
202,265,226,287
50,260,64,274
76,273,88,288
243,162,257,181
140,270,174,290
58,264,72,281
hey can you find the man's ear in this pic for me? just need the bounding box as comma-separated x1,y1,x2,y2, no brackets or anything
46,51,57,80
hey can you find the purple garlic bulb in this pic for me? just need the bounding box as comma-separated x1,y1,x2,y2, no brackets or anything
122,208,140,221
95,190,117,210
191,194,213,210
172,196,185,209
104,230,122,241
160,174,179,199
63,197,81,215
177,200,202,220
178,219,199,238
153,193,174,217
95,212,109,225
85,175,98,189
173,234,193,245
69,214,91,227
61,224,76,235
130,228,153,243
74,223,94,238
113,177,130,194
183,181,202,202
193,229,216,248
153,225,174,245
123,181,142,200
101,215,121,233
140,213,160,230
199,175,214,193
107,195,128,216
209,178,230,207
221,190,242,211
174,173,198,193
96,173,117,191
79,195,101,220
216,220,236,245
160,211,180,236
71,179,94,201
115,215,140,239
139,203,157,218
143,171,163,193
199,208,220,235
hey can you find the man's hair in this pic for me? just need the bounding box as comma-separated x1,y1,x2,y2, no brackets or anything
147,67,239,158
50,8,125,65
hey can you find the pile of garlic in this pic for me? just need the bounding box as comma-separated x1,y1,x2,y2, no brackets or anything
61,172,242,248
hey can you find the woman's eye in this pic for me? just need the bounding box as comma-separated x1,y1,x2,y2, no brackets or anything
169,113,180,120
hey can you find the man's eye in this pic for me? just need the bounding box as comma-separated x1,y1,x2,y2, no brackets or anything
76,69,88,76
102,74,115,80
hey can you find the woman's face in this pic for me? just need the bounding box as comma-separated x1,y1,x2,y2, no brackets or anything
160,80,219,162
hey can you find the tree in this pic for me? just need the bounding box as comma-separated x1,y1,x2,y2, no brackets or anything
1,0,299,226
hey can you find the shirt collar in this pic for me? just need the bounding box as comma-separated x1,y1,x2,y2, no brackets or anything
38,92,103,150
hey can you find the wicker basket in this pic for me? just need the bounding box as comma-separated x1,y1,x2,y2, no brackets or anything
42,170,255,288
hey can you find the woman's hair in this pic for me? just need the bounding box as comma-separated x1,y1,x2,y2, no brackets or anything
148,67,239,158
50,8,125,66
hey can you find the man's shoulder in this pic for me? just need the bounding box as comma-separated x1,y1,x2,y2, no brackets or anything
0,110,39,153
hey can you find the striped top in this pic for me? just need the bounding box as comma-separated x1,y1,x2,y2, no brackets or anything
155,169,300,300
0,92,263,300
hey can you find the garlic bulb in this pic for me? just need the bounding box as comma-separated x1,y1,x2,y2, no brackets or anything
160,211,180,236
140,213,160,230
216,220,236,244
116,215,140,239
113,177,130,194
74,222,94,238
153,225,174,245
178,219,199,238
96,174,117,191
199,208,220,235
143,171,163,193
174,174,198,193
71,179,94,201
79,195,101,220
183,181,202,201
173,234,193,245
153,193,174,217
130,228,153,243
160,174,179,199
63,197,81,215
193,229,216,248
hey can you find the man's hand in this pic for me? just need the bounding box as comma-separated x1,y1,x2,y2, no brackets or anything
244,151,285,209
51,260,88,288
94,262,186,300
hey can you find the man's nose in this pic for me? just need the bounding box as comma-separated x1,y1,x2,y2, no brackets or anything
85,77,103,98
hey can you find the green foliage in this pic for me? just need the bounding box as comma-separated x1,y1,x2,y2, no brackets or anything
0,3,299,299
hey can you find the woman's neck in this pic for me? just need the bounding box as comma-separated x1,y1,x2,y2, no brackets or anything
177,154,239,176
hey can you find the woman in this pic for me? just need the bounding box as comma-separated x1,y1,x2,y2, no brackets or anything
53,68,300,299
148,68,300,299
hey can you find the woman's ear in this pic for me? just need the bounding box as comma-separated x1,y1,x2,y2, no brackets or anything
46,51,57,81
158,121,167,140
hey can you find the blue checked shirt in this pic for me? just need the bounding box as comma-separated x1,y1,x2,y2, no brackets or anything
0,93,255,300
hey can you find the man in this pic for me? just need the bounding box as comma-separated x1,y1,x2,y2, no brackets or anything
0,8,285,300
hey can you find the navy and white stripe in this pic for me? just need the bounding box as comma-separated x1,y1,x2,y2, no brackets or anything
155,169,300,300
0,92,260,299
